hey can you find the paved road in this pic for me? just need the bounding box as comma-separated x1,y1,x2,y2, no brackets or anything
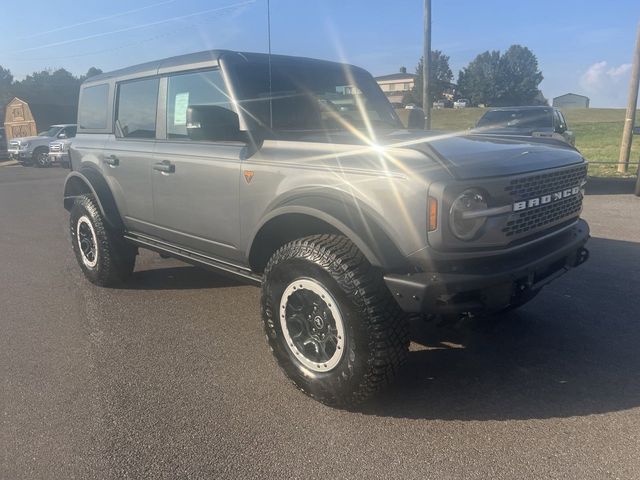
1,166,640,479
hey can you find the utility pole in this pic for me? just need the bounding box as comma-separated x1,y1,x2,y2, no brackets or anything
423,0,432,129
618,21,640,174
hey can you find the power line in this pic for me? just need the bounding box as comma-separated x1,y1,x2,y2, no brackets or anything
8,6,249,64
6,0,255,55
17,0,179,40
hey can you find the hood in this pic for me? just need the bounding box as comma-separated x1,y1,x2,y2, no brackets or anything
410,132,582,179
470,126,553,136
11,136,42,143
265,129,584,180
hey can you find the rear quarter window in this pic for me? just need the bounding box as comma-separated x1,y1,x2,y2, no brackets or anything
78,84,109,130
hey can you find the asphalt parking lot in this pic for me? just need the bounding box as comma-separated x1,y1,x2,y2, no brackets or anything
1,166,639,479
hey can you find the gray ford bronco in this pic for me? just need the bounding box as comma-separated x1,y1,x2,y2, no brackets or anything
63,50,590,407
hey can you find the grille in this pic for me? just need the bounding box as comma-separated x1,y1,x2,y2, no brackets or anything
505,164,587,201
9,141,19,148
503,193,583,237
49,143,62,152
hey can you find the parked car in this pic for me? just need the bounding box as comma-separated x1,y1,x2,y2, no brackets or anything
474,106,575,146
63,50,590,407
433,99,452,109
47,138,73,167
8,124,77,166
453,98,470,109
0,128,7,159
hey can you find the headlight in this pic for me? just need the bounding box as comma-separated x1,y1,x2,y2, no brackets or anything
449,189,488,241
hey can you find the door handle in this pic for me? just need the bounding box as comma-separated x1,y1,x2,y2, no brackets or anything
105,154,119,166
153,161,175,174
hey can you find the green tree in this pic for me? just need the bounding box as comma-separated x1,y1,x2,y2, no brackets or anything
0,65,14,118
457,50,502,106
457,45,544,106
410,50,454,107
497,45,544,106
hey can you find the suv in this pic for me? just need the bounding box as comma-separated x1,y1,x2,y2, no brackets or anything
8,124,77,166
475,106,575,146
63,51,590,407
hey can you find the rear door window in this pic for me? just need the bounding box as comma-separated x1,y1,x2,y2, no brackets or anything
115,78,159,139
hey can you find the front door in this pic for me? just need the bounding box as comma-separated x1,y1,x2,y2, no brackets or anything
151,69,242,261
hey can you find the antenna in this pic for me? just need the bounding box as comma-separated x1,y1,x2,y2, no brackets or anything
267,0,273,129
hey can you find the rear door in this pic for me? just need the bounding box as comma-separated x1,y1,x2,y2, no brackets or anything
102,77,159,233
151,69,242,261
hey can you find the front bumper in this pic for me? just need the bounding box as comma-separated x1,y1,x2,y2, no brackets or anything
385,219,590,314
47,152,69,163
8,148,31,160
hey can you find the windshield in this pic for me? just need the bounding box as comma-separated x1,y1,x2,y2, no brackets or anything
477,109,552,129
231,58,402,134
39,126,61,137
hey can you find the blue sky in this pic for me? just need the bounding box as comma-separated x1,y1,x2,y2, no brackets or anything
1,0,638,107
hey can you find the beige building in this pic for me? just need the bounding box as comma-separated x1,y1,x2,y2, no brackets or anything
375,67,417,106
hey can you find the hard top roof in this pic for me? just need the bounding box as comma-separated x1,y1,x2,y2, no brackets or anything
83,50,362,86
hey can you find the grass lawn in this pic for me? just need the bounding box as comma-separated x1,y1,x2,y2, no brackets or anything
430,107,640,177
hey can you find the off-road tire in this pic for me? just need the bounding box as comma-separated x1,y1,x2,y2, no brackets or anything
69,194,136,286
261,234,410,408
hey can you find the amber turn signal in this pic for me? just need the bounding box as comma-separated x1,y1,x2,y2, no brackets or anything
428,197,438,231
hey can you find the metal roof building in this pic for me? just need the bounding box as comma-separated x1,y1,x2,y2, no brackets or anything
552,93,590,109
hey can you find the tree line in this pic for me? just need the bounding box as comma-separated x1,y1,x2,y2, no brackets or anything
403,44,546,107
0,66,103,122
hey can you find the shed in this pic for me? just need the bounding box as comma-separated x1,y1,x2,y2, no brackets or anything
552,93,589,109
3,97,37,141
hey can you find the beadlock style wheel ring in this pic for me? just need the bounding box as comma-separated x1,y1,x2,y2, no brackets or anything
76,215,98,268
279,278,345,372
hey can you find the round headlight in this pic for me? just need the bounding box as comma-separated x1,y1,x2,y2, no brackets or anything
449,189,488,241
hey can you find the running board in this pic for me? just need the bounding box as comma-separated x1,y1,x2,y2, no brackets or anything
124,233,262,286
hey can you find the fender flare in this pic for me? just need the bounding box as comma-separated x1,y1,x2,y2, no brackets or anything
63,166,124,230
249,190,407,270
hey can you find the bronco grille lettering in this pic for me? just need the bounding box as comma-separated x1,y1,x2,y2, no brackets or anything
513,186,581,212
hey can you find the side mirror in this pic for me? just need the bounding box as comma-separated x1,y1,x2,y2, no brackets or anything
186,105,242,142
58,133,67,139
555,124,566,134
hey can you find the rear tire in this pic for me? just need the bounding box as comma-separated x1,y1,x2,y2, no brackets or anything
261,234,410,408
69,194,136,286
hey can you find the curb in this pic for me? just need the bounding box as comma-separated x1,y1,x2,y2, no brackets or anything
0,160,19,167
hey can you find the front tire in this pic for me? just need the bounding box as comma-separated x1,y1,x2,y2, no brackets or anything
261,234,410,408
69,194,136,286
33,148,49,168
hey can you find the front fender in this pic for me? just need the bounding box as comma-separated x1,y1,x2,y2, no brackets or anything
250,190,408,270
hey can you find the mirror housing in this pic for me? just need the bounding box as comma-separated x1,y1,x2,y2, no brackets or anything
58,132,67,139
186,105,243,142
555,124,567,134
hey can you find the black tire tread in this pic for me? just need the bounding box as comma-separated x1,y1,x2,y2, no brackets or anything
70,194,135,286
262,234,409,406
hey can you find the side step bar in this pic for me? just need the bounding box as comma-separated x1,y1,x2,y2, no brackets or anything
124,233,263,286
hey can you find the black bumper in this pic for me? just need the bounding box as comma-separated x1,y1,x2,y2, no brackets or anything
384,219,590,314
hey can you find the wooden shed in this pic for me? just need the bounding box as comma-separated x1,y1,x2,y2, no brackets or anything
3,97,37,141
